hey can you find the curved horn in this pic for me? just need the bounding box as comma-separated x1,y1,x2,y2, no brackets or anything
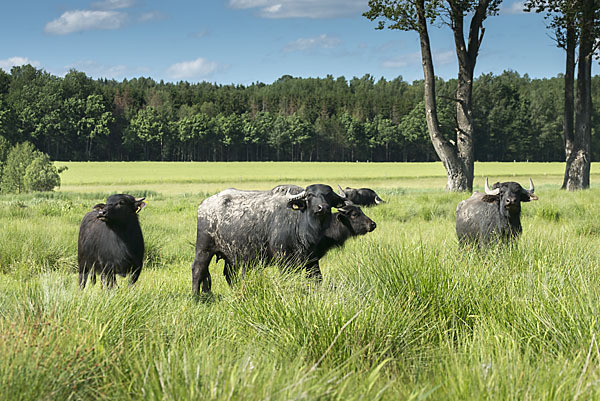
528,177,534,193
286,190,306,201
484,178,500,195
337,184,347,198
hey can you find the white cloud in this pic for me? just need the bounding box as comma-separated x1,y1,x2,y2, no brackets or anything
264,4,282,14
382,52,419,69
190,29,209,39
44,10,128,35
0,56,41,71
63,60,130,80
91,0,136,10
228,0,367,18
382,50,454,69
166,58,219,80
138,11,165,22
501,1,526,15
229,0,270,8
434,50,454,65
284,34,341,52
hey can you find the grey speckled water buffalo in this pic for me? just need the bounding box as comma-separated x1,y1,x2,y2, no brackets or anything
192,184,348,294
456,178,538,245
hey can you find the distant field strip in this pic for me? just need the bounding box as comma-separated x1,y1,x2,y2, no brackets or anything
57,162,588,194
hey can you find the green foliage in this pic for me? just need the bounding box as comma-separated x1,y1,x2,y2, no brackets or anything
0,135,9,177
1,141,40,194
0,142,63,194
0,64,599,162
363,0,502,32
24,154,61,192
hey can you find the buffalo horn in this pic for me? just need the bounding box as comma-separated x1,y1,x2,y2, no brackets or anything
528,178,534,193
286,190,306,201
484,178,500,195
337,184,347,198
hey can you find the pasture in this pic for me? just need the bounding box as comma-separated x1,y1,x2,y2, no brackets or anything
1,161,600,400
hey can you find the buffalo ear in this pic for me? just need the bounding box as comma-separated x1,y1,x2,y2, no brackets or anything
135,198,147,213
287,199,307,211
333,196,347,208
337,200,354,212
521,190,538,202
481,194,500,203
92,203,105,211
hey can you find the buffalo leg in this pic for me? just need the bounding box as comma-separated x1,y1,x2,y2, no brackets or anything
192,251,213,294
130,265,142,286
78,267,88,289
223,261,237,287
106,272,116,288
306,262,323,282
101,266,117,289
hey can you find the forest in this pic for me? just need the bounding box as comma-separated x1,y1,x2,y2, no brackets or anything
0,64,598,163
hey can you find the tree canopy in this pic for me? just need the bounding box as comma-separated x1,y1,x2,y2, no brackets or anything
0,65,599,163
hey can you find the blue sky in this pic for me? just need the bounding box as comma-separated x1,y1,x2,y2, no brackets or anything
0,0,592,85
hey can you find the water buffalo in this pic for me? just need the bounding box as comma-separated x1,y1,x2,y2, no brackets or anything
337,185,385,206
275,184,377,261
192,184,348,294
78,194,146,288
316,201,376,258
456,178,538,245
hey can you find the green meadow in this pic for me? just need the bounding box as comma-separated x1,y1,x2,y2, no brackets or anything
1,162,600,400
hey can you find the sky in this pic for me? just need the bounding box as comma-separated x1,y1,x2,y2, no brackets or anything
0,0,594,85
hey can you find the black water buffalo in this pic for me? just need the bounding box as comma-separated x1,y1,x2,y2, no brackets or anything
192,184,348,294
337,185,385,206
78,194,146,288
456,178,538,245
316,201,376,257
275,185,377,261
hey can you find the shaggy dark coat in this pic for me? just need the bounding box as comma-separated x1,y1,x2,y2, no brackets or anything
456,180,538,245
78,194,146,288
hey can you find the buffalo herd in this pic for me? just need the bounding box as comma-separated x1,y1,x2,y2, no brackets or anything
77,179,537,292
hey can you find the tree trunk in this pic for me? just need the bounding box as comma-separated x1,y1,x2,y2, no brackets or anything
561,14,577,189
565,1,593,190
416,0,470,191
449,0,489,192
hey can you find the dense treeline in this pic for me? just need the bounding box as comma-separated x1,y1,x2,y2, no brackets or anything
0,65,598,162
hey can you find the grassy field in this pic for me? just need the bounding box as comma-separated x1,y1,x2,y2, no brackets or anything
1,162,600,400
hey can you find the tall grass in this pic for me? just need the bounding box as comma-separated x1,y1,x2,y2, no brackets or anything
1,162,599,400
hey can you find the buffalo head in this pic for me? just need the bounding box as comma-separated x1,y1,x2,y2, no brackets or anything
483,178,538,214
336,201,377,234
97,194,146,223
286,184,346,216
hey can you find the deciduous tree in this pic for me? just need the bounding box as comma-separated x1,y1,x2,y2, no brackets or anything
364,0,502,191
525,0,600,189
